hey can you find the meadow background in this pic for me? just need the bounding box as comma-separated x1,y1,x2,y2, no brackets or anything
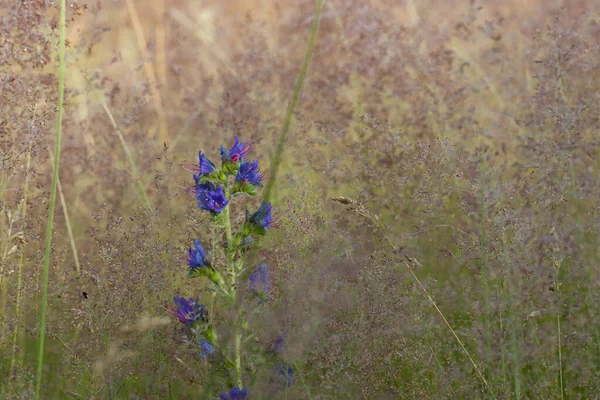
1,0,600,398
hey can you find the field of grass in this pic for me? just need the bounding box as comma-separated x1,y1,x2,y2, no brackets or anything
2,0,600,398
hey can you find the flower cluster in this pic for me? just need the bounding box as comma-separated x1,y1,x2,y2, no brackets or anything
167,137,287,399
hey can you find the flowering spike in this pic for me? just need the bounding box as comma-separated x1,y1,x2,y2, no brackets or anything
166,296,207,326
195,182,229,214
220,387,249,400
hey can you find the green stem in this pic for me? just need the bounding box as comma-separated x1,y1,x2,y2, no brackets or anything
222,186,242,388
10,144,32,377
35,0,66,396
478,161,493,391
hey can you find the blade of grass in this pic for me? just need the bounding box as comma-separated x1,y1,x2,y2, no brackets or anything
477,163,494,392
501,234,522,400
0,203,15,342
35,0,66,396
47,147,81,275
263,0,325,203
101,100,152,209
9,143,33,377
125,0,169,144
155,0,167,88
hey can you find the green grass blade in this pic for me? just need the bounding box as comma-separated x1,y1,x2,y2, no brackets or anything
263,0,325,203
9,144,32,377
101,100,152,209
35,0,66,396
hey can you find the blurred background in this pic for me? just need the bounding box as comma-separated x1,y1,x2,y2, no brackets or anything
2,0,600,398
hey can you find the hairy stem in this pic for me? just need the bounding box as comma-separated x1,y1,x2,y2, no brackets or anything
222,186,242,388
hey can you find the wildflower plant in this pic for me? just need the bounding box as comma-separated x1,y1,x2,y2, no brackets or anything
168,137,288,398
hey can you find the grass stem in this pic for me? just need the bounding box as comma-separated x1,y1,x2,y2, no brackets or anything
9,143,33,377
35,0,66,396
263,0,325,203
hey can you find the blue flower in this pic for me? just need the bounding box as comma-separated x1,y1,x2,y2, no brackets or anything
272,332,287,354
186,240,222,284
220,136,250,163
248,202,276,231
183,151,216,179
276,363,294,387
249,264,270,291
199,339,215,361
195,182,228,214
249,263,271,303
236,160,265,186
167,296,206,326
220,387,249,400
192,151,216,184
187,240,208,269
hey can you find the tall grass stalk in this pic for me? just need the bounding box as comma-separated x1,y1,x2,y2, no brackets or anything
263,0,325,203
9,144,32,377
125,0,169,144
477,163,494,388
47,147,81,275
501,235,522,400
35,0,66,396
552,254,565,400
496,284,508,395
0,198,16,330
101,100,152,209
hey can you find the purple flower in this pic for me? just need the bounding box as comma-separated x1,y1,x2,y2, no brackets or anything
276,363,294,387
220,387,249,400
192,151,216,183
167,296,206,326
195,182,228,214
249,263,271,303
236,160,265,186
184,151,216,180
185,240,222,284
249,264,270,291
220,136,250,163
272,332,287,354
249,202,276,230
199,339,215,361
186,240,208,270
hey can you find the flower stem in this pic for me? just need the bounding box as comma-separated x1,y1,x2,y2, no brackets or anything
222,186,243,388
234,331,242,388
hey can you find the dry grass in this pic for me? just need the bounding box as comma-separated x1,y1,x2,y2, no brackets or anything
2,0,600,398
